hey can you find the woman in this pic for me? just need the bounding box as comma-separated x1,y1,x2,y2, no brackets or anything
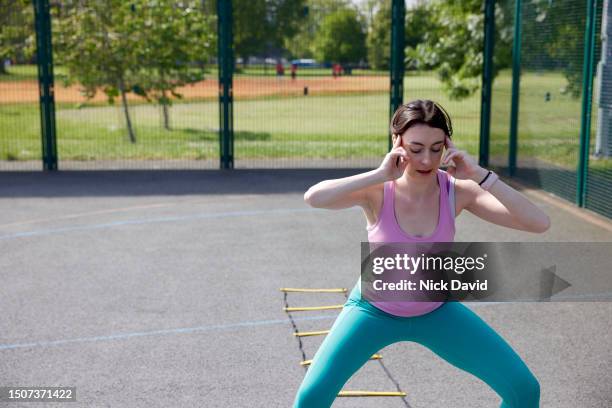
294,100,550,408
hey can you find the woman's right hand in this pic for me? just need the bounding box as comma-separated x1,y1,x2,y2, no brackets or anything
304,135,408,209
376,134,410,181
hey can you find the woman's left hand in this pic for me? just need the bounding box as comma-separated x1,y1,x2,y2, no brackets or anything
442,136,488,182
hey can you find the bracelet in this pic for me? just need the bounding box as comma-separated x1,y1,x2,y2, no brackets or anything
478,171,492,186
479,170,499,191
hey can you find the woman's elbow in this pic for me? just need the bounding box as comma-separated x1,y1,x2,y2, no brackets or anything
529,214,551,233
303,188,320,208
303,189,312,206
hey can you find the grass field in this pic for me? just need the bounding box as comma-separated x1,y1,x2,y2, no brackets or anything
0,64,387,82
0,67,608,172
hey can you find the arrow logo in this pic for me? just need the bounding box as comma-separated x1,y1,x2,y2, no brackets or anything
539,265,571,301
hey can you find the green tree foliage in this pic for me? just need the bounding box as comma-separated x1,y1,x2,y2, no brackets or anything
522,0,588,98
0,0,34,74
405,3,433,55
366,1,431,71
130,1,215,130
313,7,366,65
53,0,215,141
233,0,268,62
284,0,350,59
232,0,306,63
366,1,390,70
269,0,308,50
406,0,513,100
54,0,140,142
406,0,484,100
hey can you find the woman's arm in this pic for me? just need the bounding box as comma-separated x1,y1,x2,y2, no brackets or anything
304,135,410,210
456,176,551,233
303,169,385,209
443,136,550,233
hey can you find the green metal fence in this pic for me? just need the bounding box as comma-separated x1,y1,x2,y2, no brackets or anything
0,0,609,219
489,0,515,173
585,0,611,218
0,0,41,170
52,1,219,170
489,0,610,220
515,0,588,202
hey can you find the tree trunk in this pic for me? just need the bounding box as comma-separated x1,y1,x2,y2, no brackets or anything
159,71,171,130
162,89,171,130
118,78,136,143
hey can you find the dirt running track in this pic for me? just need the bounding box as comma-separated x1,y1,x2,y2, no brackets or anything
0,76,389,104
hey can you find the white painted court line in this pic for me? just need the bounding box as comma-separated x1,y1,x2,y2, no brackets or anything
0,314,338,351
0,207,337,241
2,296,609,351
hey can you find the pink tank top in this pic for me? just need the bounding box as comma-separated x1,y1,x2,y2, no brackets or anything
358,169,456,317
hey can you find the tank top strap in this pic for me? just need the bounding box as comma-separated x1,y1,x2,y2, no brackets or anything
437,170,450,223
437,170,447,201
380,181,395,220
446,172,456,219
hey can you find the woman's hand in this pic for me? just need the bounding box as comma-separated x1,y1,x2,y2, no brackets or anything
442,136,488,182
377,135,410,181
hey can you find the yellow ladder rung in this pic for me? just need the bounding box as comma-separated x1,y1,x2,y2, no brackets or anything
294,330,330,337
338,390,406,397
284,305,343,312
300,354,382,366
280,287,348,293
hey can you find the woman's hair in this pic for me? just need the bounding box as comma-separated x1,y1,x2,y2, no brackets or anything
389,99,453,138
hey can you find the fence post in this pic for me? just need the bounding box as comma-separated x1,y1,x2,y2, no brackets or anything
508,0,522,177
389,0,405,150
479,0,495,167
217,0,234,169
595,0,611,158
577,0,599,206
33,0,57,171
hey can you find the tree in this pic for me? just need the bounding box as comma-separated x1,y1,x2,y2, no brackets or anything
54,0,216,142
54,0,144,143
284,0,350,59
232,0,306,64
130,1,215,130
267,0,308,52
232,0,268,63
313,7,366,65
366,1,390,70
405,2,432,57
367,1,432,71
0,0,34,75
523,0,589,98
405,0,513,100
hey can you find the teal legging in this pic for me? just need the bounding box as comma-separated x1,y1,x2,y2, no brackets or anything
293,285,540,407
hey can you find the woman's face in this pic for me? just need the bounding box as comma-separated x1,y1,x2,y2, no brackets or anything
395,124,446,179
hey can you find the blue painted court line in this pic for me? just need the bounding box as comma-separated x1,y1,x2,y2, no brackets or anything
3,292,611,351
0,314,339,351
0,207,343,241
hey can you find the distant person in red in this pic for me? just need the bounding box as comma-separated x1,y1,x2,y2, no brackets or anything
276,61,285,78
332,63,342,79
291,63,297,80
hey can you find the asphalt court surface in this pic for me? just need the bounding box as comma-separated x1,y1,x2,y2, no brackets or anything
1,170,611,407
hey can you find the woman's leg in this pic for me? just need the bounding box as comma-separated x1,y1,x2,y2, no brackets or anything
292,302,402,408
409,302,540,408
